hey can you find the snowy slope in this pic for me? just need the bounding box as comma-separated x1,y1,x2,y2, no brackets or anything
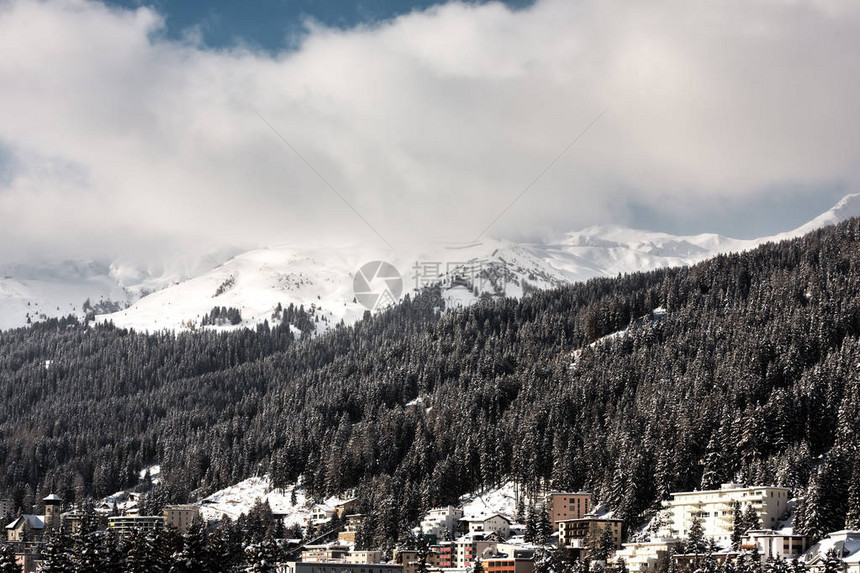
0,260,132,331
94,238,575,333
4,194,859,332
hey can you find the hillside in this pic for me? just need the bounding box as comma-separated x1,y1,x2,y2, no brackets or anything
4,195,860,333
1,217,859,546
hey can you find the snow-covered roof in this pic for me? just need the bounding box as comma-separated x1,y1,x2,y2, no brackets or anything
461,513,511,523
43,494,63,502
802,531,860,565
6,515,45,530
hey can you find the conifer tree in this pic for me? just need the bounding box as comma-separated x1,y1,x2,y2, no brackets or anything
0,544,21,573
731,501,745,550
686,515,706,556
40,531,74,573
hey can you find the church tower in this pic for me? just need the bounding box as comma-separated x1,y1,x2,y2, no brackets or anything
43,494,63,530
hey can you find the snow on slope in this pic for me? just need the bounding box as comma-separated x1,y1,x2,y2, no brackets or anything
197,476,312,525
459,481,520,521
95,194,860,333
5,194,860,333
0,260,132,331
0,248,241,331
95,238,574,333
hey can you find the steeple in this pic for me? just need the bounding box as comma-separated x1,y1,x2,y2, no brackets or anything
43,494,62,530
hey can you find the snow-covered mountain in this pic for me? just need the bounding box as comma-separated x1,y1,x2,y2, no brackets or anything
3,194,860,332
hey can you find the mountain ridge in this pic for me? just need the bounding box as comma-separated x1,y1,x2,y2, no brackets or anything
1,194,857,331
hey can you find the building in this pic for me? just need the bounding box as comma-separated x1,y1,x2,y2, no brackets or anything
339,514,366,544
545,492,593,532
311,504,336,525
558,517,623,553
346,551,384,564
163,505,200,534
439,542,455,568
0,498,12,518
482,557,535,573
741,530,808,560
802,531,860,573
454,538,498,568
395,548,441,573
302,544,351,562
461,515,511,540
610,539,680,573
43,494,62,529
336,499,360,519
5,494,63,542
657,483,790,547
106,515,163,539
278,562,404,573
420,506,464,541
6,515,45,542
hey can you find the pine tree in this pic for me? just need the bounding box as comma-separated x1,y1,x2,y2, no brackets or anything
845,453,860,530
0,543,21,573
822,548,843,573
538,505,553,546
525,505,538,544
40,531,74,573
731,501,745,550
743,504,761,532
169,519,208,573
595,526,615,562
124,529,162,573
686,515,706,555
244,536,279,573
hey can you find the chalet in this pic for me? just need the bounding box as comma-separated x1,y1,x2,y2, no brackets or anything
460,514,511,539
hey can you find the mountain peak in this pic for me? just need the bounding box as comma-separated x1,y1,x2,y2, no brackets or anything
830,193,860,219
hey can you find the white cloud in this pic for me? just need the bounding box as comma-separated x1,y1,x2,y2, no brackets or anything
0,0,859,265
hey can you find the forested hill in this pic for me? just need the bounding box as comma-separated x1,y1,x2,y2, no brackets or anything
2,218,860,545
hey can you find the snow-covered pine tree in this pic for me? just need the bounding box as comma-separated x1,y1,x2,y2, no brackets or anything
731,501,745,550
0,543,21,573
39,531,74,573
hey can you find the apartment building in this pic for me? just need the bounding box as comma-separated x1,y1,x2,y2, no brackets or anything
395,548,441,573
657,483,790,547
545,492,593,532
163,505,199,533
610,539,680,573
482,557,535,573
107,515,163,539
558,517,623,552
420,506,464,540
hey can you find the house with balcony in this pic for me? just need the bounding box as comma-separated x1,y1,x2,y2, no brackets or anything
656,483,790,548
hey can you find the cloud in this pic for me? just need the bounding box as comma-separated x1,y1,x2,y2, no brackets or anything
0,0,859,265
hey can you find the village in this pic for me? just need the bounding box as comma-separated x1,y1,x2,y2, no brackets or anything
3,482,858,573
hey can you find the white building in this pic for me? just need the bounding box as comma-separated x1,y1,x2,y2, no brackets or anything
461,514,511,540
420,506,464,540
610,539,680,573
802,531,860,573
742,530,809,560
454,538,498,568
345,550,384,564
657,483,790,548
310,504,336,525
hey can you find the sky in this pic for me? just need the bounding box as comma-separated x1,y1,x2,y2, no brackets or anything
0,0,858,266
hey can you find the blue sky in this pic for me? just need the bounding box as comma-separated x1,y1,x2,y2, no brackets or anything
101,0,534,52
0,0,858,262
